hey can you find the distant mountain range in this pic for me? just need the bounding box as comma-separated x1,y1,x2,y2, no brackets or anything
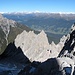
0,13,31,54
3,12,75,35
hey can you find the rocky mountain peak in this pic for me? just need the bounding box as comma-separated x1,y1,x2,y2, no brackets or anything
15,30,50,62
0,13,16,45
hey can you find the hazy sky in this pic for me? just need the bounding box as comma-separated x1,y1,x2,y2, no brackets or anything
0,0,75,13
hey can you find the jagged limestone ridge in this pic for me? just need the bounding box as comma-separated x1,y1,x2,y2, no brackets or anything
15,30,61,62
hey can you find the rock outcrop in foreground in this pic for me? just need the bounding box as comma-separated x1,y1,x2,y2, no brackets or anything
15,23,75,62
15,23,75,75
0,23,75,75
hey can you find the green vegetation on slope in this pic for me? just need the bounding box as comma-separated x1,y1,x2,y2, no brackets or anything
0,28,7,54
8,23,32,43
0,22,32,55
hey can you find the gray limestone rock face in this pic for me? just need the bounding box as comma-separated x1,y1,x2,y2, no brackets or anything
14,23,75,63
15,30,51,62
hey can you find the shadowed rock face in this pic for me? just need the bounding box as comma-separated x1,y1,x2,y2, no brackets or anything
58,29,75,58
0,43,31,75
14,30,61,62
0,43,64,75
0,42,30,64
32,58,64,75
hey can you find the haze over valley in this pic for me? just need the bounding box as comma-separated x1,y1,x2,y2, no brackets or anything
3,12,75,44
3,12,75,35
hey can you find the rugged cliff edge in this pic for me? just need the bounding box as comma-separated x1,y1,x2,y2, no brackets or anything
14,23,75,62
15,30,62,62
15,23,75,75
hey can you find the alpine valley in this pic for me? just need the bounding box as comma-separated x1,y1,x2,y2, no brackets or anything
3,12,75,35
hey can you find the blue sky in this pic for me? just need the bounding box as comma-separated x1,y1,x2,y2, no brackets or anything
0,0,75,13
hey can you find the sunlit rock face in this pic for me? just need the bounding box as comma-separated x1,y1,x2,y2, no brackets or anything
15,29,63,62
15,23,75,63
15,30,51,62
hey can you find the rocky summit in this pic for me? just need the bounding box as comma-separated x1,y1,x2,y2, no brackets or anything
15,23,75,75
14,24,75,62
15,30,50,62
15,30,62,62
